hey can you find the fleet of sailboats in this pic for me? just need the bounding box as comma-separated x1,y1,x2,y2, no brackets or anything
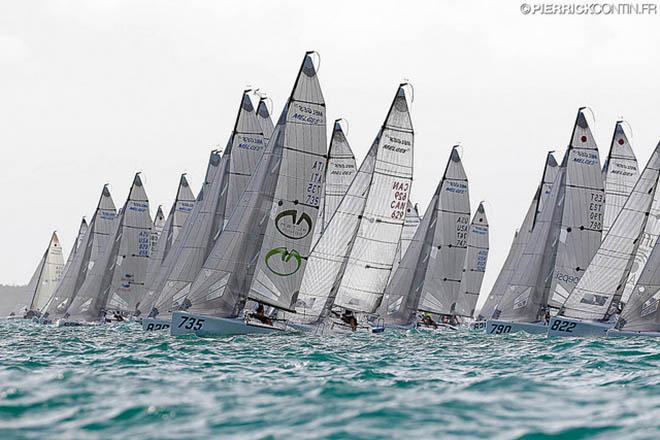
7,51,660,340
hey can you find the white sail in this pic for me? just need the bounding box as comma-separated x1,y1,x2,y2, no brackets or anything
602,121,639,238
150,206,166,256
41,219,88,314
149,91,266,317
139,174,195,313
246,55,327,312
618,204,660,333
322,120,358,231
45,186,117,317
545,108,605,310
24,232,65,312
478,152,558,319
417,147,470,315
455,202,490,318
181,52,325,318
559,142,660,321
377,190,437,326
67,173,152,320
390,200,421,280
291,140,378,324
331,84,414,314
496,167,565,322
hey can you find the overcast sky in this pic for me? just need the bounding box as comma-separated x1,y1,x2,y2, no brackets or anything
1,1,659,310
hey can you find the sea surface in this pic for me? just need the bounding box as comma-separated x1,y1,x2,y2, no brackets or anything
1,320,659,439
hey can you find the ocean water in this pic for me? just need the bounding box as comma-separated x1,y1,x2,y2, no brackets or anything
1,321,659,439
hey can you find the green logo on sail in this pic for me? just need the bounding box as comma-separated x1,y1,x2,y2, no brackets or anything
265,247,302,276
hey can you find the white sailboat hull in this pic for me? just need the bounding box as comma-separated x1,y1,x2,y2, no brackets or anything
547,316,612,337
607,329,660,338
486,319,547,335
142,317,171,331
415,322,457,332
170,311,292,337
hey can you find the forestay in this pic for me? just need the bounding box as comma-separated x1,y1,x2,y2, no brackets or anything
559,142,660,321
602,121,639,238
545,109,605,310
416,147,469,315
331,85,414,314
455,203,489,318
45,186,117,317
182,52,326,317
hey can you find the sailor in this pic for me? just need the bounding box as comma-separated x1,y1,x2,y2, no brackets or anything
544,310,551,324
113,311,125,322
421,313,438,329
341,309,358,331
253,303,273,326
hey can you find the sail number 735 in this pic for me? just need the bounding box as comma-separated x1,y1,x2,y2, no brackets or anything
178,316,205,331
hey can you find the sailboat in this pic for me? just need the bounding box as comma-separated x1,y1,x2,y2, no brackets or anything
170,52,327,337
61,173,153,325
306,84,414,335
41,185,117,321
141,90,268,329
488,108,604,335
454,202,490,321
138,174,195,327
475,152,558,329
549,141,660,337
10,232,65,319
38,220,88,320
376,146,466,332
310,119,358,246
601,121,639,238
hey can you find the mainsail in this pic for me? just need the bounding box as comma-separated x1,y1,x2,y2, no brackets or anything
478,152,558,319
140,174,195,312
416,147,470,315
291,136,379,324
45,186,117,317
148,90,267,317
67,173,152,320
455,202,490,318
496,167,566,322
182,52,326,317
150,206,166,256
390,200,421,280
321,120,358,231
330,84,414,314
545,109,605,310
27,232,65,312
602,121,639,238
558,142,660,321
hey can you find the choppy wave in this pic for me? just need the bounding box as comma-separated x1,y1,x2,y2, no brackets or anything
1,321,659,439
